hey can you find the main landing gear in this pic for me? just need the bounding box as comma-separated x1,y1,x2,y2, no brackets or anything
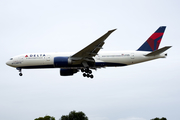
16,68,23,76
81,68,94,79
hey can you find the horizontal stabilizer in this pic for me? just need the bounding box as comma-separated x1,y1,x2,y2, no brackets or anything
145,46,172,56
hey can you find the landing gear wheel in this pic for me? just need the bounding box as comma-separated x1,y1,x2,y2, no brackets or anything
83,73,87,77
81,69,85,72
88,70,92,74
81,68,94,79
16,68,23,76
19,73,23,76
85,69,89,73
90,75,94,79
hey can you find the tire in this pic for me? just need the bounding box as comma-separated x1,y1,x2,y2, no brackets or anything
19,73,23,76
85,69,89,73
90,75,94,79
81,69,85,72
83,73,86,77
89,70,92,74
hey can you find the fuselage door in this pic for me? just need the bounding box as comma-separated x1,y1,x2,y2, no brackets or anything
46,55,51,61
131,53,135,59
96,54,101,60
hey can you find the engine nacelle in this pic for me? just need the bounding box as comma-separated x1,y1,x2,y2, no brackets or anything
60,69,78,76
54,57,72,67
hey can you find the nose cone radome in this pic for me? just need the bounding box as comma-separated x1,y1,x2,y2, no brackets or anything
6,61,11,66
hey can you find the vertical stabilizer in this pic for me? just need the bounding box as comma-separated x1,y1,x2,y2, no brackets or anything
137,26,166,51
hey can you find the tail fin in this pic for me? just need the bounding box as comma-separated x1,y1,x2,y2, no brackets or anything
137,26,166,51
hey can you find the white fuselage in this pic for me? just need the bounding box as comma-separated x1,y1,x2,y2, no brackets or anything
6,51,166,69
5,27,170,78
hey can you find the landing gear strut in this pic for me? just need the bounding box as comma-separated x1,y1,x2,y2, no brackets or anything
16,68,23,76
81,68,94,79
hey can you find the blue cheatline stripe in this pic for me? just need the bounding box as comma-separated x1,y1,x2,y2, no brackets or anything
19,62,127,69
137,41,153,51
95,62,127,67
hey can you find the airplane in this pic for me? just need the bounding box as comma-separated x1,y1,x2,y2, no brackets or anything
6,26,171,79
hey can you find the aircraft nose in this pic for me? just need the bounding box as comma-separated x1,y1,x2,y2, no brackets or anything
6,61,11,66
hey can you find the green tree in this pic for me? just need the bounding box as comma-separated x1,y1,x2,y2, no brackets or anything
151,117,167,120
60,110,88,120
161,117,167,120
60,115,69,120
34,115,55,120
151,118,160,120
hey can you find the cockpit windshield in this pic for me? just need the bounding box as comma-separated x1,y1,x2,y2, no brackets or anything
10,58,13,60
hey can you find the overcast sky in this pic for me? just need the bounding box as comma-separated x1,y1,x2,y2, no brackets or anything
1,0,180,120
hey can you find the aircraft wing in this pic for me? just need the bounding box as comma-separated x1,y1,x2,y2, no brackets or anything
70,29,116,67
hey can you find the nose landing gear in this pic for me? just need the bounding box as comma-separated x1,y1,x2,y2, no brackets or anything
19,73,23,76
16,68,23,76
81,68,94,79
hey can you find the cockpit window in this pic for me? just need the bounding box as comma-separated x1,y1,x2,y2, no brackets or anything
10,58,13,60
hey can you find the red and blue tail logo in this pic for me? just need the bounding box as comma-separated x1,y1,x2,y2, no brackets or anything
137,26,166,51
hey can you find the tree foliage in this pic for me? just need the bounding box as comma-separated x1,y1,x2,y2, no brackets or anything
34,115,55,120
151,117,167,120
60,110,88,120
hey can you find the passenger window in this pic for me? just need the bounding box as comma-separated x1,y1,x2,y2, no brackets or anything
10,58,13,60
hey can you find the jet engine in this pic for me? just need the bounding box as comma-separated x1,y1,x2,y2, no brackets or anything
54,57,72,67
60,69,78,76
